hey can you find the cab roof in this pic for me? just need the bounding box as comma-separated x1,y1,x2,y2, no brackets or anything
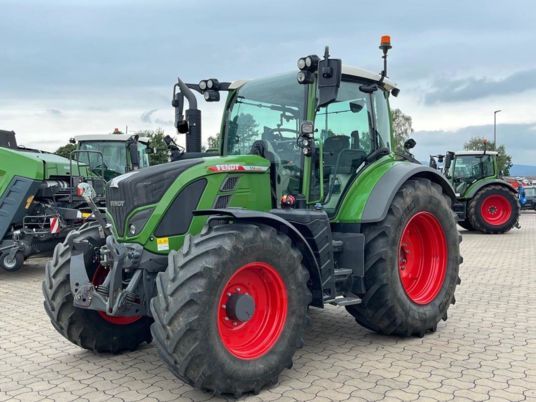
229,65,397,91
73,134,150,144
455,150,499,156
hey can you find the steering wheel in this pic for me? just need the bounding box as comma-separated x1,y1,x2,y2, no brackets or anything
270,127,298,140
92,162,109,172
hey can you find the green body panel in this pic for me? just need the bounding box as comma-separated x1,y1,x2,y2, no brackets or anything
461,177,514,199
332,155,397,223
0,147,82,198
114,155,272,254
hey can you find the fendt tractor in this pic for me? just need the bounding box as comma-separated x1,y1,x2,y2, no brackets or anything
44,37,462,396
430,150,520,233
0,130,148,272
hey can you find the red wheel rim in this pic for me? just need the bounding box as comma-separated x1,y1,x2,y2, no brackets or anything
398,212,447,305
91,265,142,325
217,262,288,360
480,194,512,226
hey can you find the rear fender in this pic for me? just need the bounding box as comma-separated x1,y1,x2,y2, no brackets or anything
464,179,517,199
193,208,325,307
361,163,456,223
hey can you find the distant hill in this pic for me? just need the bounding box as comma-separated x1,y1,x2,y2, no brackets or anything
510,164,536,176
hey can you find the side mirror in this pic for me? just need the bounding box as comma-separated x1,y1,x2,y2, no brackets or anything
404,138,416,150
126,136,140,170
177,120,189,134
349,101,363,113
317,54,342,108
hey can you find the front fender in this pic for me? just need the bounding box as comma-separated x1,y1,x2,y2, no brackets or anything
193,208,325,307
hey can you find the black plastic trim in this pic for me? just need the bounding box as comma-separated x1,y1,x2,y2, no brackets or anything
154,179,207,237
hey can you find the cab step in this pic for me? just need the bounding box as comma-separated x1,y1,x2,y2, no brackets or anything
327,296,362,306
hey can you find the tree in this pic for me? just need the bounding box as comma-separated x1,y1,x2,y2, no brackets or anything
55,143,76,159
136,128,172,165
463,136,513,176
391,108,414,150
207,134,220,151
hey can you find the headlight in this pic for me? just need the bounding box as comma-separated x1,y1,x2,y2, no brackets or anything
199,80,207,91
129,224,136,235
297,57,306,70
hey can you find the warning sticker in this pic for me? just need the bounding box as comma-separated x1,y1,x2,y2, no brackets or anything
156,237,169,251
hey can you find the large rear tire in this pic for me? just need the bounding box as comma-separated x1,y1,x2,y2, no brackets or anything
468,185,520,234
42,223,152,353
346,179,461,337
151,224,311,397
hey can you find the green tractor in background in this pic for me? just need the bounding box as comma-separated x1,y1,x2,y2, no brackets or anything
44,37,462,396
430,150,520,233
70,132,151,182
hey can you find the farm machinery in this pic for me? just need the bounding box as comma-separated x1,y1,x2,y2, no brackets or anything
430,150,520,233
44,37,462,396
0,130,148,271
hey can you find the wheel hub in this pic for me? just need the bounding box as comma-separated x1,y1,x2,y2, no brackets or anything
217,262,288,360
225,292,255,322
481,194,511,226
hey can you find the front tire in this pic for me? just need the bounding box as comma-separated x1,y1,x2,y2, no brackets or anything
347,179,461,337
151,224,311,397
468,185,520,234
42,224,152,353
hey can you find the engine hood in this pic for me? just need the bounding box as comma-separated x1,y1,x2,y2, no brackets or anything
106,159,203,235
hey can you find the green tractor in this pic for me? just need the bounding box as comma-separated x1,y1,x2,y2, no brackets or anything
44,38,462,396
430,150,520,233
71,132,151,182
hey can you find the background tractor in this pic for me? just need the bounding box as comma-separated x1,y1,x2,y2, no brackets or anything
70,132,151,182
44,38,462,396
430,150,520,233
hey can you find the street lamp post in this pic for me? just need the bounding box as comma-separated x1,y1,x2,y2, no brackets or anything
493,109,502,146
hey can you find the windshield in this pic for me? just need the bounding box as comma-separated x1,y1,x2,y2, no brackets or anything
224,73,306,195
450,154,495,194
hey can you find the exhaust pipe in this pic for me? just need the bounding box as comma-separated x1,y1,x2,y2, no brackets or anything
175,78,202,153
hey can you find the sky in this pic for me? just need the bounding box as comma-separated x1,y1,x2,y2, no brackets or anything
1,0,535,165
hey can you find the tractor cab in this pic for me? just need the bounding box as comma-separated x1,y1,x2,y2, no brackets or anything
70,133,151,181
212,62,396,214
443,151,498,196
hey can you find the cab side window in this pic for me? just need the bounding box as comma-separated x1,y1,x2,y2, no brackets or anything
314,81,374,212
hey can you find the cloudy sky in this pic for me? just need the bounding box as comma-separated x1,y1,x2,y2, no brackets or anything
1,0,535,164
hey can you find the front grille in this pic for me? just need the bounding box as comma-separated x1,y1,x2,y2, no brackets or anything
214,195,231,209
221,176,239,192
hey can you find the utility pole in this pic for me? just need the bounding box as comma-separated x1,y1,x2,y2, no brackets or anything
493,110,502,146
